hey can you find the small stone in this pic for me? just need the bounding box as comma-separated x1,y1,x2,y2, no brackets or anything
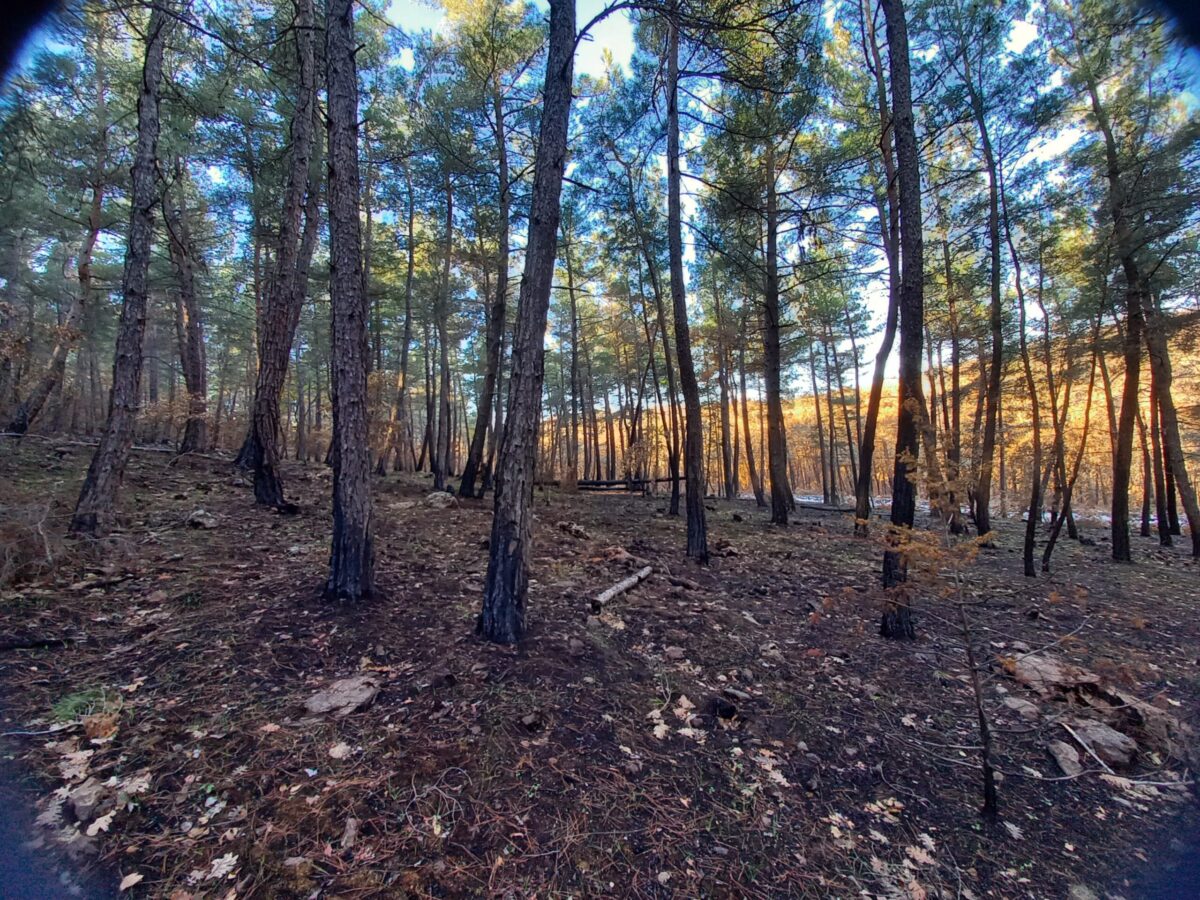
568,638,586,657
519,712,542,731
1003,697,1040,721
304,676,380,718
664,646,686,661
1068,719,1137,767
423,491,458,509
186,509,218,529
1048,739,1082,777
1067,885,1100,900
722,687,751,702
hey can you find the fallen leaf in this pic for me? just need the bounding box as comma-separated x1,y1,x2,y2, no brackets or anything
905,845,936,866
119,872,144,891
87,811,115,837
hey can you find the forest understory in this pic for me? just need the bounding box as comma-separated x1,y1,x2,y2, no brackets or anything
0,442,1197,899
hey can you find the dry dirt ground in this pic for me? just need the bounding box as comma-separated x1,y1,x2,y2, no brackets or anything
0,440,1197,899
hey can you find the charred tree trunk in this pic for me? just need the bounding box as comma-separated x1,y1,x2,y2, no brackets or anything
763,142,790,525
323,0,374,602
879,0,923,640
478,0,574,643
854,2,900,536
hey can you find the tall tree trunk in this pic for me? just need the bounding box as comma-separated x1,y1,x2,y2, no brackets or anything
1079,61,1145,563
566,236,581,487
738,319,766,506
967,70,1003,543
1142,297,1200,555
166,161,208,454
461,89,511,497
1044,344,1098,571
809,342,828,503
434,177,454,490
713,271,736,500
238,0,318,513
666,15,708,561
854,4,900,535
763,142,790,525
479,0,573,643
1148,371,1169,545
377,166,418,474
1009,222,1041,578
879,0,925,639
71,2,171,535
323,0,374,602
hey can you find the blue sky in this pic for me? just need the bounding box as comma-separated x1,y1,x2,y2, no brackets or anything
385,0,636,78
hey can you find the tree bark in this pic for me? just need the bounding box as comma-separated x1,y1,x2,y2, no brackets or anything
461,87,511,497
879,0,924,640
738,316,766,506
71,2,172,535
323,0,374,602
479,0,574,643
434,177,454,490
377,164,418,474
854,2,900,535
763,141,790,525
238,0,318,512
1141,297,1200,555
666,14,708,562
165,161,208,454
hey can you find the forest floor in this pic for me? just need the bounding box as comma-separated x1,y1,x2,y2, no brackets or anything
0,440,1198,899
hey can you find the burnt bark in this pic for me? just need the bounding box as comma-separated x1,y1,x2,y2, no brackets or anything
323,0,374,602
763,142,790,525
879,0,923,640
478,0,574,643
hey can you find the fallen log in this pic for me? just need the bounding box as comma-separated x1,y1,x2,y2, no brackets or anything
796,503,856,513
591,565,653,613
